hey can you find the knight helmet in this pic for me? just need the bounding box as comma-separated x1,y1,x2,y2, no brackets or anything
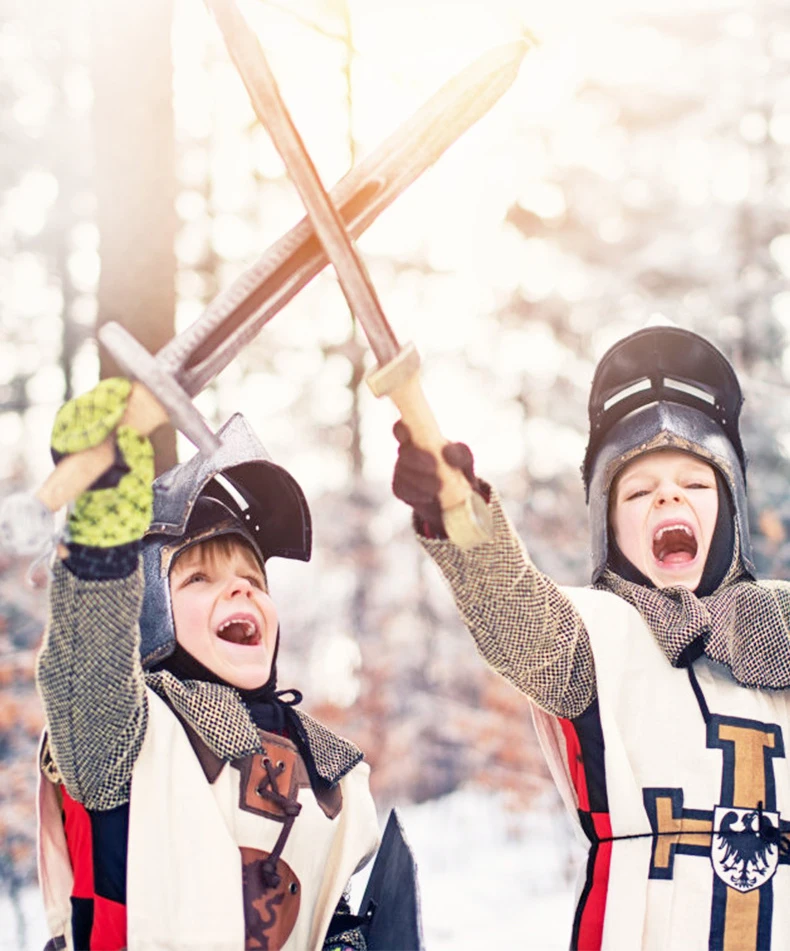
139,414,311,667
582,325,754,582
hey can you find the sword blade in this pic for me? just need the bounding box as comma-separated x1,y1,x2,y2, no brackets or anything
161,178,384,395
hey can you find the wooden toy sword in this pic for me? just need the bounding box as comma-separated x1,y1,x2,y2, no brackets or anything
204,0,527,546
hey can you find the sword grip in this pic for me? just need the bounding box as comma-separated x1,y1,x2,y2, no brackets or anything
367,344,493,549
37,383,168,516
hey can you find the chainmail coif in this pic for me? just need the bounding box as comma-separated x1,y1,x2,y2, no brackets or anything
596,527,790,690
146,670,364,785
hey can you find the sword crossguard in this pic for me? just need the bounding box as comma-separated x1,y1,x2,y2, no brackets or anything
98,322,220,457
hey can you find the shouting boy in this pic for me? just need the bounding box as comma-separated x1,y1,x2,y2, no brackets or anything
36,380,379,951
393,325,790,950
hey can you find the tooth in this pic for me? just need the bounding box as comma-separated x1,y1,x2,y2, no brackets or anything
655,524,693,541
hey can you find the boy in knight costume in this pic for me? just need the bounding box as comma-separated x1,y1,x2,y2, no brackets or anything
36,379,379,951
392,325,790,950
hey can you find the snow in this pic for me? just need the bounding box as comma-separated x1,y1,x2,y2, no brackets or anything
390,789,584,950
352,788,583,951
0,887,49,951
0,786,583,951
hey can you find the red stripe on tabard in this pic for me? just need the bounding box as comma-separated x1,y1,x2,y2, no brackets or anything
559,717,590,811
91,895,127,951
61,787,94,898
575,812,612,951
558,719,611,951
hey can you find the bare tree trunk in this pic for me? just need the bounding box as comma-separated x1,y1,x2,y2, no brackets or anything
90,0,177,472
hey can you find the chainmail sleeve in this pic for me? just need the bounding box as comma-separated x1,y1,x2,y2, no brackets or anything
716,579,790,687
417,488,596,718
36,559,148,810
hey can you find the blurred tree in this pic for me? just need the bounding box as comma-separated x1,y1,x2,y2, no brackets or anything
91,0,178,472
0,0,180,920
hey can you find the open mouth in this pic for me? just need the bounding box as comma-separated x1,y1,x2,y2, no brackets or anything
652,522,698,565
215,615,261,647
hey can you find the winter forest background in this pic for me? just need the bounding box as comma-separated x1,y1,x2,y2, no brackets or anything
4,0,790,946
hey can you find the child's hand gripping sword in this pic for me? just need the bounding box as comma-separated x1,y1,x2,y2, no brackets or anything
206,0,511,547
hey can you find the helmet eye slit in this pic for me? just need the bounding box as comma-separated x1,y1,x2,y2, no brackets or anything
603,378,651,411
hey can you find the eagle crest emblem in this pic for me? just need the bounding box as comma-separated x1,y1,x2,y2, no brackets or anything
711,805,780,892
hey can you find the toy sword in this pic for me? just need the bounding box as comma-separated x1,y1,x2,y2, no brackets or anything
0,17,527,555
205,0,523,547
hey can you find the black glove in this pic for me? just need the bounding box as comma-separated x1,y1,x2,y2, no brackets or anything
392,419,481,537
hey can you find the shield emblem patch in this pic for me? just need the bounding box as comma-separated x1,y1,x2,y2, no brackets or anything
711,805,779,892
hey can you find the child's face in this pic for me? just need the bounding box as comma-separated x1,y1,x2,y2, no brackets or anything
610,449,719,591
169,540,279,690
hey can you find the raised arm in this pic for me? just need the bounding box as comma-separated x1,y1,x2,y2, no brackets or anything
392,422,596,718
36,380,153,809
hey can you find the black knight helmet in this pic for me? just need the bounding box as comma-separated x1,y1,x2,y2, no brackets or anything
139,414,312,667
582,325,754,582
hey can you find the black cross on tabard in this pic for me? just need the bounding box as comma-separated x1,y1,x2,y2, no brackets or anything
642,714,790,950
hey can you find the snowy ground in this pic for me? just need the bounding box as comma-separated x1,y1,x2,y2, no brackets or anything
355,787,584,950
1,786,584,950
0,886,49,951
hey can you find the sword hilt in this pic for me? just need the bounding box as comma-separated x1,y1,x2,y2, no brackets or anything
367,343,493,549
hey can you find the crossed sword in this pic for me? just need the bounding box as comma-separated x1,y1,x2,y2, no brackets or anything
1,1,529,554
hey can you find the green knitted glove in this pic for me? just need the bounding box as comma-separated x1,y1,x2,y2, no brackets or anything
51,378,154,547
